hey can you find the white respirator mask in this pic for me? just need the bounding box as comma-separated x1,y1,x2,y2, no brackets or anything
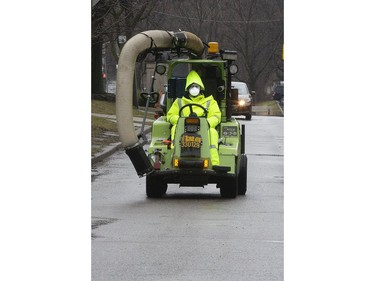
189,86,200,97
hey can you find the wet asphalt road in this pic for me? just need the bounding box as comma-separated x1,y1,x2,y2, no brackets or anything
91,115,284,281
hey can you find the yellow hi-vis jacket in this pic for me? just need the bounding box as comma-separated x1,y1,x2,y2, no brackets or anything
167,94,221,129
167,94,221,165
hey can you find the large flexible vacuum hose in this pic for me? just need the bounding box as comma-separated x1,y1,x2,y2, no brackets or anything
116,30,204,176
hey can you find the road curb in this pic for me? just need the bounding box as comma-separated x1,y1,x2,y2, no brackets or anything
91,142,123,165
276,101,284,116
91,126,152,165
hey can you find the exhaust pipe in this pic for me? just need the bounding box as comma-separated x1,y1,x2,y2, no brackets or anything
116,30,204,176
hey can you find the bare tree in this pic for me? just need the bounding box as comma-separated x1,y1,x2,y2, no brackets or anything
224,0,283,99
91,0,160,96
145,0,283,99
92,0,283,100
92,0,114,95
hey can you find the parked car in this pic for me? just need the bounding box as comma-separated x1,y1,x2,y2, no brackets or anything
272,84,284,101
231,81,253,120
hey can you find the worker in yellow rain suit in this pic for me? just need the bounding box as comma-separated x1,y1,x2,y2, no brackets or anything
167,70,221,166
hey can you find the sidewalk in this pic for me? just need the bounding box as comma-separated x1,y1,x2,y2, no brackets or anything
91,112,154,165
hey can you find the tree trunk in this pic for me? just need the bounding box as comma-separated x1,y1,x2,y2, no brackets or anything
91,42,104,96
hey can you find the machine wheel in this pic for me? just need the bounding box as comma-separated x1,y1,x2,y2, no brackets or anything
237,154,248,195
245,114,252,120
146,175,167,198
219,176,238,198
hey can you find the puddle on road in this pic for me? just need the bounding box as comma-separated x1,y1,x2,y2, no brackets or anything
91,217,118,239
92,217,117,230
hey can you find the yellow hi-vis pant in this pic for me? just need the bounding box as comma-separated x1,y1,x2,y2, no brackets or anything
171,125,220,166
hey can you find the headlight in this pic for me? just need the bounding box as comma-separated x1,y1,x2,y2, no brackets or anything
239,100,246,106
229,64,238,74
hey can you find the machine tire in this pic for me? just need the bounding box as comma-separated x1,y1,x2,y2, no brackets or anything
238,154,248,195
219,176,238,198
245,114,252,120
146,175,167,198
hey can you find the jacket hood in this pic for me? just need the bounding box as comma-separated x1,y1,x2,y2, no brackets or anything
185,70,205,91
